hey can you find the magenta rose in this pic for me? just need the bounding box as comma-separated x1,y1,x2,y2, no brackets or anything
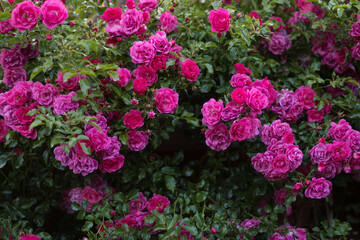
351,43,360,60
129,192,147,214
11,0,39,31
128,130,149,151
150,55,167,71
231,73,252,88
345,129,360,150
0,48,26,69
111,68,132,87
272,154,290,173
133,64,158,86
268,31,292,55
68,154,98,176
231,88,247,105
149,31,172,54
117,215,137,228
0,19,14,34
85,127,111,151
328,141,352,162
158,11,177,33
221,102,244,122
133,77,147,95
0,119,9,136
138,0,158,12
153,88,179,113
260,124,273,145
100,7,122,22
53,92,79,115
307,109,324,122
349,20,360,37
248,116,261,139
234,63,252,74
309,142,332,164
129,41,156,64
56,71,85,90
208,8,230,33
6,81,32,106
19,235,41,240
40,0,68,29
32,82,58,107
205,123,231,151
285,144,303,171
81,186,103,204
99,136,121,160
119,9,143,35
305,177,332,199
181,59,200,81
269,120,292,139
229,117,252,142
99,154,125,173
201,98,223,126
328,119,352,142
295,86,316,110
246,87,269,115
251,151,274,175
123,109,144,129
147,194,170,213
3,67,27,87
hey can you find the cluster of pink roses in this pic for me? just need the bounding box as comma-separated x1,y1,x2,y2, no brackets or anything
268,226,306,240
271,86,329,123
309,119,360,178
54,112,125,175
10,0,68,31
252,120,303,181
202,64,276,151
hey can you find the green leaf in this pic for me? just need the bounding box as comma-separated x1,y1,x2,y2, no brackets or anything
153,224,167,231
79,68,96,76
204,63,213,74
195,191,208,202
37,232,52,240
166,58,176,68
81,221,93,232
79,78,90,96
30,66,44,80
199,84,213,93
183,225,198,235
29,120,44,130
51,134,65,147
145,214,157,225
165,175,176,193
167,214,181,230
79,40,98,54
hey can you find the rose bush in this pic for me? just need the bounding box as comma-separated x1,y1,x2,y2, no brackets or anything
0,0,359,239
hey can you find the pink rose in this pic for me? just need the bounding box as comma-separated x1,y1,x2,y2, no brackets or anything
129,41,156,64
129,192,147,214
0,19,14,34
221,102,244,122
15,105,34,124
147,194,170,213
307,109,324,122
32,82,58,107
328,119,352,142
6,81,32,106
328,141,352,162
269,120,292,139
351,43,360,60
231,88,247,105
251,151,274,175
99,136,121,160
260,124,273,145
3,67,27,87
201,98,223,126
349,20,360,37
53,92,79,115
268,31,292,55
56,71,85,90
40,0,68,29
229,117,252,142
81,186,103,204
158,11,177,33
249,11,263,25
119,9,143,35
305,177,332,199
272,154,290,173
11,0,39,31
138,0,158,12
0,119,9,136
285,144,303,171
85,127,111,151
133,77,147,95
128,130,149,151
149,31,171,54
309,142,332,164
19,235,41,240
230,73,252,88
234,63,252,74
246,87,268,115
123,109,144,129
0,48,26,69
181,59,200,81
68,154,98,176
345,129,360,150
117,215,137,228
205,123,231,151
133,64,158,86
111,68,132,87
153,88,179,113
100,7,122,22
295,86,316,110
208,8,230,33
150,55,167,72
99,154,125,173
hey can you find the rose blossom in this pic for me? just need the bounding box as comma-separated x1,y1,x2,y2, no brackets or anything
32,82,58,107
100,7,122,22
19,235,41,240
99,154,125,173
328,141,352,162
229,117,252,142
268,31,292,55
309,142,332,164
349,20,360,37
231,88,247,105
0,48,26,69
147,194,170,213
129,41,156,64
138,0,158,12
0,19,14,34
246,88,269,115
111,68,132,87
11,0,39,31
133,64,158,86
158,11,177,33
3,67,27,87
249,11,263,25
123,109,144,129
251,151,274,175
201,98,223,126
269,120,292,139
54,145,74,166
56,71,85,90
208,8,230,33
119,9,143,35
307,109,324,122
231,73,252,88
85,127,111,151
345,129,360,150
133,77,147,95
153,88,179,113
272,154,290,173
205,123,231,151
68,154,98,176
295,86,316,110
305,177,332,199
6,81,32,106
328,119,352,142
149,31,171,54
53,92,79,115
129,192,147,214
285,144,303,171
221,102,244,122
81,186,103,204
40,0,68,29
128,130,149,151
234,63,252,74
181,59,200,81
150,55,167,71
